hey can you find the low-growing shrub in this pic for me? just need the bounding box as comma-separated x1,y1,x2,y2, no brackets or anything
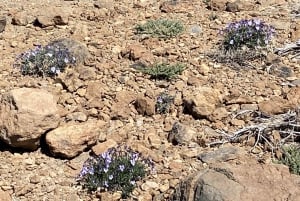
135,19,184,38
136,63,185,80
156,92,174,114
221,19,275,51
280,144,300,175
76,146,154,198
14,44,76,77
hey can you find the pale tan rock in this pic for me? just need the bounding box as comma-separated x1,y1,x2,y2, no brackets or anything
209,107,229,122
123,44,148,60
11,12,34,26
286,87,300,105
230,119,245,126
46,120,106,158
209,0,227,11
111,91,136,119
36,7,69,27
130,143,162,162
183,87,222,119
148,132,161,149
91,139,117,155
65,112,88,122
0,189,11,201
0,88,59,150
199,63,210,75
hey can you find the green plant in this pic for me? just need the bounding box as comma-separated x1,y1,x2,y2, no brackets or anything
135,19,184,38
14,44,76,77
221,19,275,51
136,63,185,80
76,146,154,198
280,144,300,175
156,92,174,114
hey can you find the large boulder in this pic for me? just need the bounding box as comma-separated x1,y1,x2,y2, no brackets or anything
0,88,60,150
171,153,300,201
46,120,106,158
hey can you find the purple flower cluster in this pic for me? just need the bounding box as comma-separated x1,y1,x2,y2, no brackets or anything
221,19,275,51
14,43,76,77
76,146,154,199
156,92,174,114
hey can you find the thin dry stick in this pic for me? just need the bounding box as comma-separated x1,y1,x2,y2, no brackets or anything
209,109,300,151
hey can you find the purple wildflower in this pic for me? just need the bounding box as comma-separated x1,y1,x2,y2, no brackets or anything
109,175,113,180
130,153,139,166
119,165,125,172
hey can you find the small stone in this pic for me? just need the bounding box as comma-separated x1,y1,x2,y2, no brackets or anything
10,41,18,48
76,88,86,97
66,112,88,122
24,158,35,165
29,175,40,184
148,133,161,149
168,122,196,145
240,104,258,111
169,179,180,188
226,2,239,12
286,77,298,81
159,182,170,192
169,160,183,170
92,139,117,155
199,63,210,75
230,119,245,126
144,181,159,189
291,79,300,86
189,24,202,36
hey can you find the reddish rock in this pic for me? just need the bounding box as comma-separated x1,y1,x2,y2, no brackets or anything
135,95,155,116
259,96,295,115
46,120,106,158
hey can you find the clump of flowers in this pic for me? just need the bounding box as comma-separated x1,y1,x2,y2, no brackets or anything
76,146,154,198
156,92,174,114
221,19,275,51
14,44,76,77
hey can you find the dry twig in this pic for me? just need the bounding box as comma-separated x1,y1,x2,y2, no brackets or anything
209,109,300,152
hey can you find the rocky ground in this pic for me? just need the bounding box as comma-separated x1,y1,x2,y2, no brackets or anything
0,0,300,200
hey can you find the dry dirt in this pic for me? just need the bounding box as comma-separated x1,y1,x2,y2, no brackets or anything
0,0,300,201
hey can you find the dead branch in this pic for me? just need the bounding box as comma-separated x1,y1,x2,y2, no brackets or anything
208,109,300,152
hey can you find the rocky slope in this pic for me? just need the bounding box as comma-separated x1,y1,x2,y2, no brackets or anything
0,0,299,200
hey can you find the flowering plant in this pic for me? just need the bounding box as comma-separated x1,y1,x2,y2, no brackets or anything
14,44,76,77
156,92,174,114
221,19,275,51
76,146,154,198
